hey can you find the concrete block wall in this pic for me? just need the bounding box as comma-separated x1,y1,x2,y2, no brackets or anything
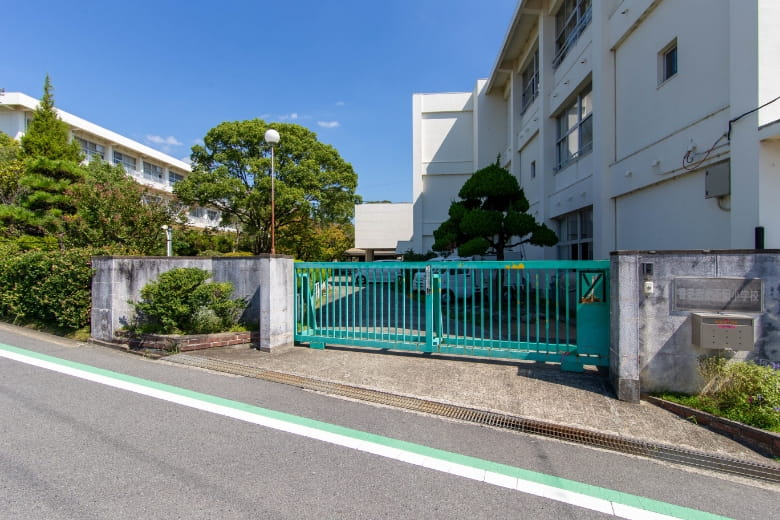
91,255,293,351
610,250,780,400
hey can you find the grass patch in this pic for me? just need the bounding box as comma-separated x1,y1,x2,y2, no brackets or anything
654,356,780,433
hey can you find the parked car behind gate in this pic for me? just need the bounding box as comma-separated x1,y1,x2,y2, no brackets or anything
354,259,402,284
412,257,489,302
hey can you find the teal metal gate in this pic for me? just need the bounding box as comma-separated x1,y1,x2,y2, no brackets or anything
294,260,609,372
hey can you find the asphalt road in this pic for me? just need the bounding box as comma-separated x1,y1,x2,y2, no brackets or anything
0,324,776,519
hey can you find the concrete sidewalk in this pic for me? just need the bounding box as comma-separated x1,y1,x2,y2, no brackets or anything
185,343,775,465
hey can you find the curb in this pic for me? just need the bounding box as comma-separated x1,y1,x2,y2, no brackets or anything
644,396,780,459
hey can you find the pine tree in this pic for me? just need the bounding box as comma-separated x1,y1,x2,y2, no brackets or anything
1,76,85,240
432,163,558,261
20,75,82,162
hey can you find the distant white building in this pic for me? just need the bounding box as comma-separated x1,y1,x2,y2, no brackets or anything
0,91,221,229
353,202,413,260
405,0,780,260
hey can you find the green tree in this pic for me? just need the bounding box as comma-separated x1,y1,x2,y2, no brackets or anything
1,78,85,241
0,133,25,205
0,157,83,240
20,76,82,162
174,120,360,255
278,221,354,261
432,164,558,260
65,159,178,254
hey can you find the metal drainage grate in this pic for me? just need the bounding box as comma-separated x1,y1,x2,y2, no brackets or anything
167,353,780,484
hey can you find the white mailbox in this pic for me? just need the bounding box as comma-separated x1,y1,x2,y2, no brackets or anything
691,312,755,350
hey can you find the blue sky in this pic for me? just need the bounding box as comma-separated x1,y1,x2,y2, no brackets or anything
3,0,517,203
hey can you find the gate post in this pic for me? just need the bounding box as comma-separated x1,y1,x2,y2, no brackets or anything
258,254,295,352
609,253,641,403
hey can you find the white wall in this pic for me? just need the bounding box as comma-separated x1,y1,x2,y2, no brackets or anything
0,110,26,139
411,92,476,254
354,203,413,251
615,170,731,251
759,0,780,127
474,79,507,169
758,139,780,248
613,1,730,159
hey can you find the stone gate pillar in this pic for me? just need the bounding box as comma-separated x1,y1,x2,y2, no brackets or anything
258,255,294,351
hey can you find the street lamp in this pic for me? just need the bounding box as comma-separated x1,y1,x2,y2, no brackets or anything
161,225,172,257
264,128,280,254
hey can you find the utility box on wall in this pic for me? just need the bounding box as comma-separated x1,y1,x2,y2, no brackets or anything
691,312,754,350
704,161,730,199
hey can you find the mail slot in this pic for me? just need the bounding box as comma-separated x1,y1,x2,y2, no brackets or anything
691,312,754,350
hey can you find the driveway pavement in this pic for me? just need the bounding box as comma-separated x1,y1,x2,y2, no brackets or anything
185,342,776,466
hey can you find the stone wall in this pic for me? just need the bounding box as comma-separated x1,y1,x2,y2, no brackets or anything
611,250,780,400
91,255,293,352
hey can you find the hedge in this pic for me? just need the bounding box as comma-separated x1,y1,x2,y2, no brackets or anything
0,245,117,330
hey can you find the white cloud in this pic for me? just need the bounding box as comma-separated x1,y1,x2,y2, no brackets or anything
317,121,340,128
278,113,299,121
146,135,182,146
335,101,345,106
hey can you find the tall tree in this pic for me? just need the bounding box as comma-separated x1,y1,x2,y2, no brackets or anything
65,160,178,254
175,119,360,255
432,163,558,260
20,75,82,162
1,77,84,240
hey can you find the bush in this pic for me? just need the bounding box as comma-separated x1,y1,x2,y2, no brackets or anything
660,356,780,432
696,356,780,431
0,246,116,330
130,267,246,335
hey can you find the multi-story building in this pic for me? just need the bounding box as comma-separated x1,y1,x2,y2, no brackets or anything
402,0,780,260
0,91,221,229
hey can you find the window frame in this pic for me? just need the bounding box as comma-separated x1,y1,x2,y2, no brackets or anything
553,0,592,68
520,48,539,114
142,161,164,182
76,136,105,161
112,150,137,173
659,39,678,84
557,208,593,260
168,171,184,185
555,84,593,171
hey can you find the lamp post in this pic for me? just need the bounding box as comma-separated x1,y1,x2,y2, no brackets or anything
264,128,280,254
161,225,172,257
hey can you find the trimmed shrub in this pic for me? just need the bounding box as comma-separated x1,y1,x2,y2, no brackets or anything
0,246,116,330
130,267,246,334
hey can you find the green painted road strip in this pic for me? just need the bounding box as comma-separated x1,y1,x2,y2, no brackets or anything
0,343,731,520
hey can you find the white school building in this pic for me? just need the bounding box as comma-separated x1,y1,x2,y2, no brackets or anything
0,91,220,229
362,0,780,260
